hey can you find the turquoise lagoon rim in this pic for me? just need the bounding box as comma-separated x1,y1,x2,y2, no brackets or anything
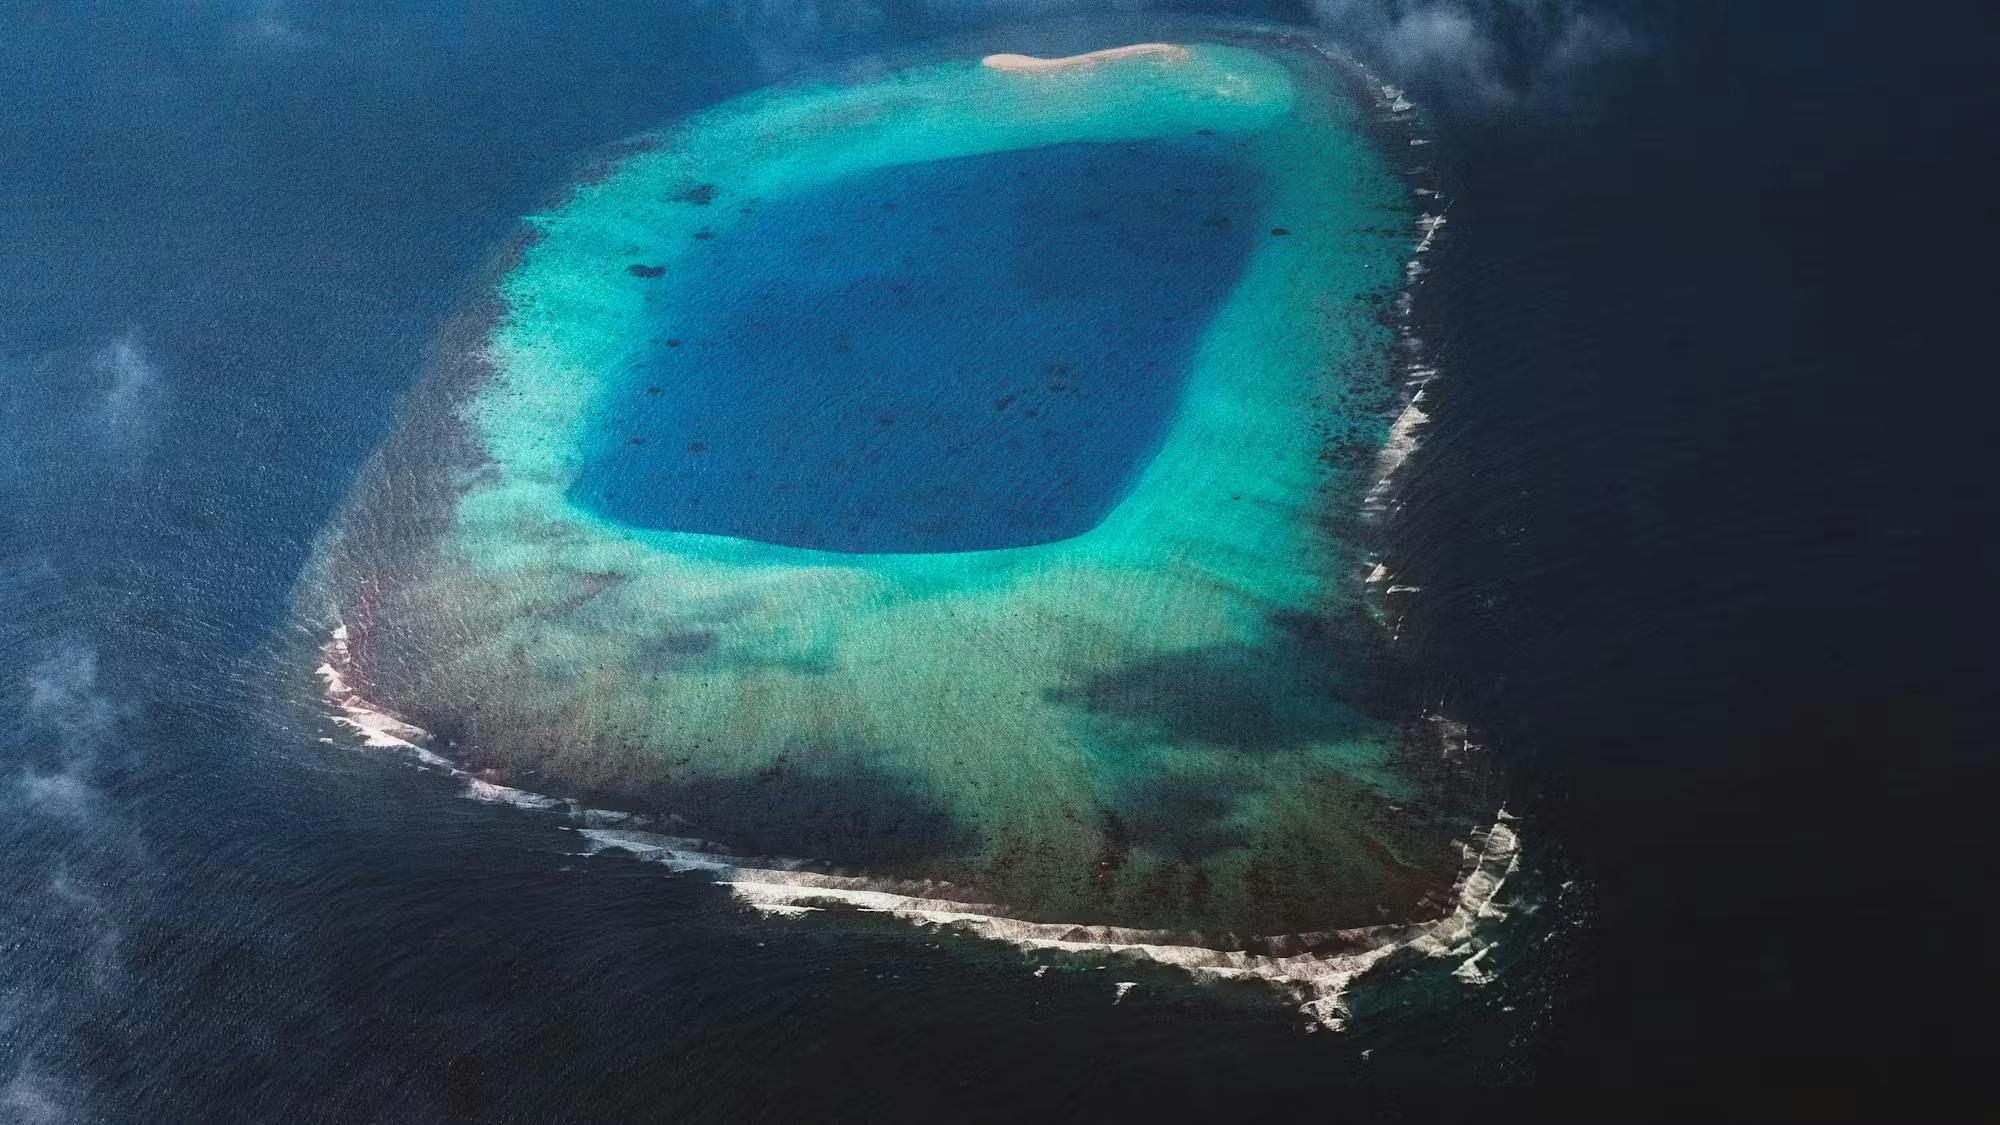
472,39,1308,584
304,23,1499,937
321,16,1432,568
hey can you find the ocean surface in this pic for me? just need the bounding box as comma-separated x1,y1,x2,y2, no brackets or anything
2,2,1992,1122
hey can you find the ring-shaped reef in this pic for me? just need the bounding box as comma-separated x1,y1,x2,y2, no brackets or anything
305,34,1501,938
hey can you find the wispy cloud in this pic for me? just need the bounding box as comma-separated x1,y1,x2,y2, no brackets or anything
16,641,118,824
3,639,139,1124
1541,8,1638,78
236,0,302,44
693,0,1637,99
14,768,98,821
0,995,74,1125
90,331,167,468
24,641,114,756
0,1064,71,1125
1311,0,1640,103
14,636,141,895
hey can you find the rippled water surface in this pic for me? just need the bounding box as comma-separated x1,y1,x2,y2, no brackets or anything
2,2,1991,1122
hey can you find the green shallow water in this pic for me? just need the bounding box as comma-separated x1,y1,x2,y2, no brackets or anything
309,35,1494,935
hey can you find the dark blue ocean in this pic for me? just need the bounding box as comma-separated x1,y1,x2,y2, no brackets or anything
2,2,1991,1121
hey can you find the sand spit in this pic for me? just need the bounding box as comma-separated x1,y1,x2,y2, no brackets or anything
316,625,1518,1030
981,44,1190,72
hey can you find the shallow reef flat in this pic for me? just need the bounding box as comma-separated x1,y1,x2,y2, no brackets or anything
300,28,1500,940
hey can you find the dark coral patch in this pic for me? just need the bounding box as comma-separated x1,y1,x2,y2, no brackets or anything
627,263,665,278
1048,611,1376,755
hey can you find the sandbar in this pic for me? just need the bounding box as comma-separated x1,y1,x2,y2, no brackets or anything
981,43,1190,72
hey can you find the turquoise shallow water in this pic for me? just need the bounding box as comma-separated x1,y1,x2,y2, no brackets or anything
305,37,1491,937
569,139,1261,554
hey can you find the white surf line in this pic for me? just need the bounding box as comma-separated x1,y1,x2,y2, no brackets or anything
1413,208,1448,254
1360,379,1433,518
317,626,449,764
319,624,1520,1030
1355,64,1443,528
1452,944,1496,986
1369,210,1450,503
573,817,1520,1032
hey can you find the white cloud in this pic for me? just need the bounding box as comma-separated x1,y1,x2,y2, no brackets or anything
1,640,138,1124
90,332,166,467
15,769,97,820
14,640,129,831
25,641,113,751
1543,10,1639,77
1312,0,1641,103
0,1064,70,1125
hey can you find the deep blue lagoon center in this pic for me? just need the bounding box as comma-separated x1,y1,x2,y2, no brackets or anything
571,139,1261,554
